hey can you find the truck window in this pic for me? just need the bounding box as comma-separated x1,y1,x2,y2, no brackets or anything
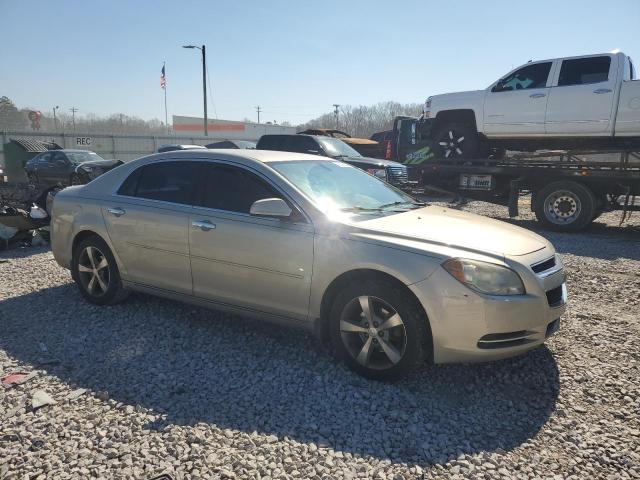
558,56,611,86
493,62,552,92
257,136,284,150
288,136,319,154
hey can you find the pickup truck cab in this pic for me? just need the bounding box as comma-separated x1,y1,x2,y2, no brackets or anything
256,134,411,189
424,52,640,159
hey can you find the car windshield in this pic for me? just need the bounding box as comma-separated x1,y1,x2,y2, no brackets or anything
316,137,361,158
66,151,104,164
271,160,419,214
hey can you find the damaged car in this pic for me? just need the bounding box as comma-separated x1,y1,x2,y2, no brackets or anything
51,149,566,379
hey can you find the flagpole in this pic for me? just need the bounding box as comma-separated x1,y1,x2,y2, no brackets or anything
163,61,169,134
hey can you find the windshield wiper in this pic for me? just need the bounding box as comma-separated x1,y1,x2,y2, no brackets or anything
378,201,427,210
340,206,383,213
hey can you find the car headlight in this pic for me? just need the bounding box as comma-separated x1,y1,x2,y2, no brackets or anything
425,97,432,109
442,258,525,295
367,168,387,180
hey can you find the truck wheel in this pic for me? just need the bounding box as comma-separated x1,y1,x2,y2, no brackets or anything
534,181,596,232
433,123,481,160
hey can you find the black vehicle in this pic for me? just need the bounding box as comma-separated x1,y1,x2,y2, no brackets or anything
24,149,122,188
256,134,411,189
206,140,256,149
157,144,206,153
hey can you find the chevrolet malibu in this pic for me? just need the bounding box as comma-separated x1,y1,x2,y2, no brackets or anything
51,150,566,379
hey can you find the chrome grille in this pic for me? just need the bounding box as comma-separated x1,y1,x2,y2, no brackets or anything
386,165,408,184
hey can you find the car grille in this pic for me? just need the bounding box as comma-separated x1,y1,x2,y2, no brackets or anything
386,165,408,185
546,285,564,308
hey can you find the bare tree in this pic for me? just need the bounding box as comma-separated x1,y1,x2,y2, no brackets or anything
302,101,422,138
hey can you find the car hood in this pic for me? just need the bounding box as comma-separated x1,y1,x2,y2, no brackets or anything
338,156,404,168
78,159,123,169
431,89,485,103
353,206,548,257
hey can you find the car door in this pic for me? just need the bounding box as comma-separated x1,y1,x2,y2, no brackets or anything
101,160,200,295
49,152,73,184
189,162,314,320
34,152,57,184
545,55,617,135
483,61,554,136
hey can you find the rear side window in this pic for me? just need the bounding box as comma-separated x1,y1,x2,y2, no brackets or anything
200,164,282,214
257,136,285,150
558,56,611,86
118,161,200,205
287,136,319,153
494,62,552,92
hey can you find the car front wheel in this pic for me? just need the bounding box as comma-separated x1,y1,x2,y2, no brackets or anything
330,278,430,380
72,235,129,305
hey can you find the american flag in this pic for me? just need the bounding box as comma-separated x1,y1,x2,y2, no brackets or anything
160,65,166,89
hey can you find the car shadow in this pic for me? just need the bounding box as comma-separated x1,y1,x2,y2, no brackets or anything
0,284,560,466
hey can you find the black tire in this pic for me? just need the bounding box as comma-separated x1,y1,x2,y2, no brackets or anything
329,277,431,380
71,235,129,305
533,181,596,232
433,123,481,160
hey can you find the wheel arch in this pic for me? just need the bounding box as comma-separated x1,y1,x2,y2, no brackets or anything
434,109,478,132
316,268,433,362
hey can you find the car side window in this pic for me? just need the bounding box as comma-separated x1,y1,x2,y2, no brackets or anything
558,56,611,86
200,164,282,214
38,153,52,163
118,161,200,205
288,136,319,154
257,136,284,150
493,62,552,92
52,152,67,164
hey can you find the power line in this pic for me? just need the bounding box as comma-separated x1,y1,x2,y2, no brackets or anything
204,61,218,119
69,107,79,132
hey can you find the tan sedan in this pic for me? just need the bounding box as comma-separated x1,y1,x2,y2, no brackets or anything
51,150,566,379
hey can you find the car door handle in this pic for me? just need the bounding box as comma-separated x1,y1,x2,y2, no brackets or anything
192,220,216,231
107,207,126,217
593,88,612,94
529,93,546,98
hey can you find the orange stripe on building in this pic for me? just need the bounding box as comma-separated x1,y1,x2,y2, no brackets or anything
173,123,246,131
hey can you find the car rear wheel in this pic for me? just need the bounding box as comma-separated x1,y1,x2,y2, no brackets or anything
72,235,129,305
330,278,430,380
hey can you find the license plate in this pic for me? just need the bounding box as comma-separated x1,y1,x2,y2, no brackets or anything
459,174,493,190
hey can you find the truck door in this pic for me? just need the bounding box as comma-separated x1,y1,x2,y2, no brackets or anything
484,61,553,136
545,55,617,135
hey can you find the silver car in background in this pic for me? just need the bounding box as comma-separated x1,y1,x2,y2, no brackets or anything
51,150,566,379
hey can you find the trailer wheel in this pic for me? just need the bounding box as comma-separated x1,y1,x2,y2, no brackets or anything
433,123,481,160
534,181,596,232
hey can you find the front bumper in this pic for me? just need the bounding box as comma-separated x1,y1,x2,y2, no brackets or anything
409,258,566,364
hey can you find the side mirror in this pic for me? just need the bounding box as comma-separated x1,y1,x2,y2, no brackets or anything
249,198,292,218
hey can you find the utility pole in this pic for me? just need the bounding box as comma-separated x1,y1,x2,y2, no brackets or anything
333,104,340,129
53,106,59,131
70,107,78,133
182,44,208,136
255,105,261,124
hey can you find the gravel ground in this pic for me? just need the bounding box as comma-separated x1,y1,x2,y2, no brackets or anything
1,198,639,479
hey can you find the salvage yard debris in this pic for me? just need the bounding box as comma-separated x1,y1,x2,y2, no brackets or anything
1,371,38,388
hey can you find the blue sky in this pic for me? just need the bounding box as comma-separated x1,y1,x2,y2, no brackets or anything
1,0,638,125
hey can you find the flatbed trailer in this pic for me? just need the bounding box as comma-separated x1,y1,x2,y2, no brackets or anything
390,117,640,231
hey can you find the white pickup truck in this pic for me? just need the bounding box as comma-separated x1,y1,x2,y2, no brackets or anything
423,52,640,159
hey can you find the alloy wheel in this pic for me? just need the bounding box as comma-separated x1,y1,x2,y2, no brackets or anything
339,296,407,370
438,130,465,158
77,246,110,297
544,190,582,225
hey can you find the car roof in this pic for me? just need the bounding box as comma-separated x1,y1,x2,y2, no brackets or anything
147,148,329,164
